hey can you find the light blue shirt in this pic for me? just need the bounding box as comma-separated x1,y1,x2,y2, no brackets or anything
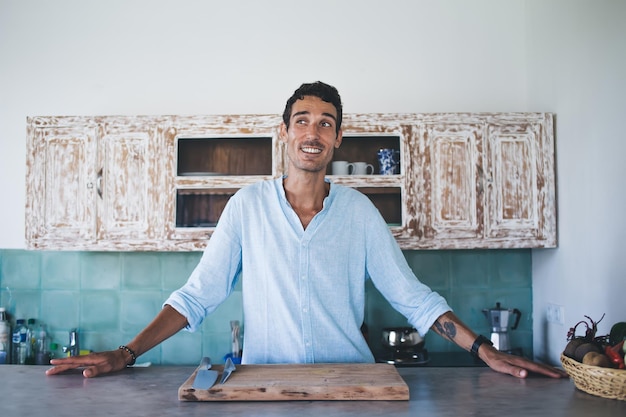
164,177,451,364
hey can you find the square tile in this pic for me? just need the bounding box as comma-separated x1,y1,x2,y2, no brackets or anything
122,253,163,290
41,290,80,331
162,330,202,365
488,249,531,288
447,289,493,331
1,250,41,289
201,330,232,363
80,253,121,290
41,251,81,290
161,252,202,291
82,330,119,353
450,250,489,288
7,290,41,322
80,291,119,331
404,250,450,289
120,291,163,333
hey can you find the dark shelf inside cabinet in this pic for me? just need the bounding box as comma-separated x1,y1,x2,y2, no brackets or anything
178,137,272,176
176,189,238,227
356,187,402,225
329,136,401,175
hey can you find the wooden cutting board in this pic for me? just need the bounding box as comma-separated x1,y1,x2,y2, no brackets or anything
178,363,409,401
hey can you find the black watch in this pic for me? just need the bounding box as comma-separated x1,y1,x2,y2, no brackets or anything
470,335,493,357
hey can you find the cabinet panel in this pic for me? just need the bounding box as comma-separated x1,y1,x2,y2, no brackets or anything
98,125,160,242
484,120,554,244
26,124,97,246
420,123,483,241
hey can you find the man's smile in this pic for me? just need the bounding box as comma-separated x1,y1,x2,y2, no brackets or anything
301,146,322,154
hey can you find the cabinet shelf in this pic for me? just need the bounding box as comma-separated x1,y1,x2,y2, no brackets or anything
177,137,272,176
356,187,402,225
176,189,238,228
328,135,401,176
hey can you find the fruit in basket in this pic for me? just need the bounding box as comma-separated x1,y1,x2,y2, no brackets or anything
563,337,586,358
561,315,626,400
609,322,626,346
574,342,602,362
582,351,612,368
564,314,606,361
604,340,625,369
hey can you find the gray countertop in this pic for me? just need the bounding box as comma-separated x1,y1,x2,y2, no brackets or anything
1,365,624,417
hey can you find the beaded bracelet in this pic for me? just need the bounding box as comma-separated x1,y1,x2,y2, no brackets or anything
118,345,137,366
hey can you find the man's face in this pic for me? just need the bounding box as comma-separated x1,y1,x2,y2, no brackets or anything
280,95,343,174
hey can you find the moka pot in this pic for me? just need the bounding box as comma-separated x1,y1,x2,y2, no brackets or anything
482,302,521,351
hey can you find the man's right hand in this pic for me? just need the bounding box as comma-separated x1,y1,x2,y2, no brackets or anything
46,348,130,378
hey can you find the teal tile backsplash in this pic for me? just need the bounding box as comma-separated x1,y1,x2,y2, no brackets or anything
0,249,533,364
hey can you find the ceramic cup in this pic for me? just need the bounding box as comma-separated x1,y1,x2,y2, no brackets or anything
331,160,351,175
350,162,374,175
377,148,400,175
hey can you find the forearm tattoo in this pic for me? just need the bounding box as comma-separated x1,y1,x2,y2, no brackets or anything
434,320,457,341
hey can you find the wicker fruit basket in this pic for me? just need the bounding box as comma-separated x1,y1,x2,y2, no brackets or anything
561,353,626,400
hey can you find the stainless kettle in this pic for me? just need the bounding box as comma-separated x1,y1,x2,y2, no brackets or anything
482,302,521,351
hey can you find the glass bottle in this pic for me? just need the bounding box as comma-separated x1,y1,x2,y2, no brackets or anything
12,319,28,364
0,308,10,364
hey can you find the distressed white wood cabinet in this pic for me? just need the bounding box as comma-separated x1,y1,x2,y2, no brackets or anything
407,113,556,249
26,116,166,250
25,113,556,251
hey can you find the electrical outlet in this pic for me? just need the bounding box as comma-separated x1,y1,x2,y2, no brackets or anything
547,303,565,325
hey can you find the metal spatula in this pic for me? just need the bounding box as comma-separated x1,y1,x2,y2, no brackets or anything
192,357,218,390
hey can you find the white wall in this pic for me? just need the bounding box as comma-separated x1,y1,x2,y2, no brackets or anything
0,0,528,248
1,0,624,364
526,0,626,364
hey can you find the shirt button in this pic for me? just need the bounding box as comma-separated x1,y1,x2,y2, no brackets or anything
302,308,308,313
301,275,306,280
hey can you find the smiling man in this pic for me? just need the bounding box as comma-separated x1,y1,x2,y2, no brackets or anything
46,81,567,379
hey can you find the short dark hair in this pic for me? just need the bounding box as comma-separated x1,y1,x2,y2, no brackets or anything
282,81,343,134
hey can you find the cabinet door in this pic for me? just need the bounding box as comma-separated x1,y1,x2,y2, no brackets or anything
26,123,98,247
484,116,556,247
96,123,163,244
418,122,484,246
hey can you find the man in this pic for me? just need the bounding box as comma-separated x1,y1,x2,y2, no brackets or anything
46,81,567,379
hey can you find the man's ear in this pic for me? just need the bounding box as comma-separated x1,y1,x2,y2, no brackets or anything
334,129,343,148
279,122,288,143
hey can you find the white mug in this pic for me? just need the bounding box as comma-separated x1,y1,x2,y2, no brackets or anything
350,162,374,175
331,160,350,175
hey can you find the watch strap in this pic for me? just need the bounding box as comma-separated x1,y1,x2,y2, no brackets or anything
470,334,493,357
